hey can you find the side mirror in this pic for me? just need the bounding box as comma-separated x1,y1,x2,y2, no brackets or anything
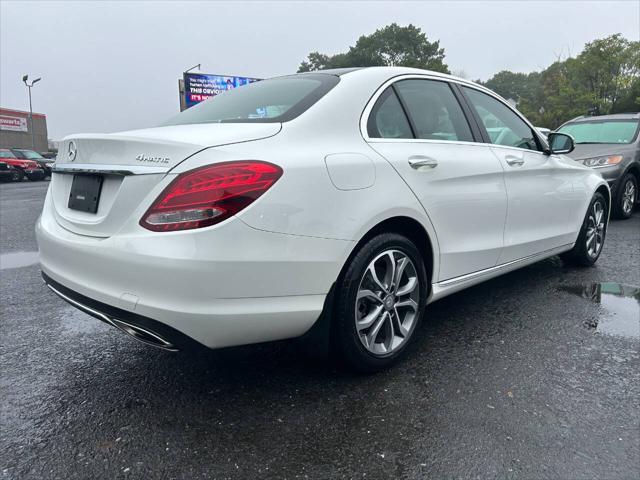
547,132,575,155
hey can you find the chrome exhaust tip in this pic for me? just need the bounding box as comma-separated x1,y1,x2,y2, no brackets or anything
110,318,178,351
46,282,178,352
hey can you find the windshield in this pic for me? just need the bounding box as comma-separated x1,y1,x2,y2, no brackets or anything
16,149,45,159
164,74,339,126
0,149,16,159
558,120,639,144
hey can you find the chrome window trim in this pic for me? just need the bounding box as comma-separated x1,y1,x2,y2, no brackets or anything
455,82,550,154
360,73,549,154
480,141,550,158
366,137,494,149
360,74,486,146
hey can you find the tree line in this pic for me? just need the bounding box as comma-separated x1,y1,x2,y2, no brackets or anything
298,24,639,129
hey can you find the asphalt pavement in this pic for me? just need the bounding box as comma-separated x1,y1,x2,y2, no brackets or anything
1,181,639,479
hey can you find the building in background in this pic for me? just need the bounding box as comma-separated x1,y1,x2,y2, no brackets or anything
47,138,59,153
0,107,49,152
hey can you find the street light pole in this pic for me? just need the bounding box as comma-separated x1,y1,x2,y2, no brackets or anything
22,75,41,151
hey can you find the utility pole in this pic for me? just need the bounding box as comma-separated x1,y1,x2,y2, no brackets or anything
22,75,41,150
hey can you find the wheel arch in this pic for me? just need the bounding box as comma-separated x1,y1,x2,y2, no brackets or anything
299,215,437,357
339,216,436,288
595,183,611,218
624,162,640,195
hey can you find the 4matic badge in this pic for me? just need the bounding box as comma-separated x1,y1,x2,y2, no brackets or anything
135,154,171,165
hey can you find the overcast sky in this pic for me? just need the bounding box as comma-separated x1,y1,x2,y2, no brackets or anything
1,0,638,140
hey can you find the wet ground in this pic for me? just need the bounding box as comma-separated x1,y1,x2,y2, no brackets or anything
1,181,639,479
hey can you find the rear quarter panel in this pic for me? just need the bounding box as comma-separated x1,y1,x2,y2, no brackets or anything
169,70,450,284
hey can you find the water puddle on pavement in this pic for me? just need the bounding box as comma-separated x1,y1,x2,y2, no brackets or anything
559,282,640,338
0,251,39,270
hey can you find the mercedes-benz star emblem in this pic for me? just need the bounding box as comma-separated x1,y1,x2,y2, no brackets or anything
68,141,77,162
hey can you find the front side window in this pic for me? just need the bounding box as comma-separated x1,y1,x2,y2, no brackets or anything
367,88,413,139
395,80,473,142
163,74,339,125
557,120,639,144
463,87,541,151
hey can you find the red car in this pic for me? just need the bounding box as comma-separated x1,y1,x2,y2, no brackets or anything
0,148,45,181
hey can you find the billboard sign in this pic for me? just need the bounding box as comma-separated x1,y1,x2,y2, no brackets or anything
0,115,28,132
183,72,261,109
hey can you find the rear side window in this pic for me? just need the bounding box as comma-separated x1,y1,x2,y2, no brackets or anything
463,87,541,151
163,74,339,125
367,88,413,139
394,80,474,142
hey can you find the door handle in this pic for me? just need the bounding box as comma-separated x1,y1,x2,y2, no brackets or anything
408,156,438,170
505,155,525,166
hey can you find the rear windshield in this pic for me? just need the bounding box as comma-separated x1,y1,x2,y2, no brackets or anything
163,74,339,126
0,149,16,159
558,119,639,144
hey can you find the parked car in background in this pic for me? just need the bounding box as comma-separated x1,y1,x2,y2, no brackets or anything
0,161,21,182
557,113,639,219
11,148,55,178
38,67,609,372
0,149,45,181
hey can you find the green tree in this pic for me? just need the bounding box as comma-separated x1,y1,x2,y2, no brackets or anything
298,52,350,72
484,70,538,102
538,59,594,127
573,34,639,114
482,34,639,128
297,23,449,73
615,77,640,113
483,70,544,124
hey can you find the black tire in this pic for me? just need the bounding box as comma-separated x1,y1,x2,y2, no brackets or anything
561,192,608,267
13,168,25,182
612,173,637,220
26,172,44,182
334,233,428,373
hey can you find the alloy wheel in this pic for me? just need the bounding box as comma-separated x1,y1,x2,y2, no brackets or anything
622,180,636,215
586,200,605,258
355,250,420,356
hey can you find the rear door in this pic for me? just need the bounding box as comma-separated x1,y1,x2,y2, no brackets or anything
364,77,507,281
460,86,576,263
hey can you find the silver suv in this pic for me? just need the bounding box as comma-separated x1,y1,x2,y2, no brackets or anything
557,112,640,219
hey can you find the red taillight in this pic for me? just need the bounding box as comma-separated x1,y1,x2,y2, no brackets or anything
140,161,282,232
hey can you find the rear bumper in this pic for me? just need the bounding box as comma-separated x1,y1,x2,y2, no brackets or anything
36,196,353,349
43,272,201,351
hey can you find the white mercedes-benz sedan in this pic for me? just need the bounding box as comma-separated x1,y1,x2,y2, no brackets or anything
37,67,609,371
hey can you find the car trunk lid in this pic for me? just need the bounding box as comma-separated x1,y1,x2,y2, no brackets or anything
50,123,281,237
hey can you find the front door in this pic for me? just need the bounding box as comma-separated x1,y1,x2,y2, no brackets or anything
461,86,576,263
